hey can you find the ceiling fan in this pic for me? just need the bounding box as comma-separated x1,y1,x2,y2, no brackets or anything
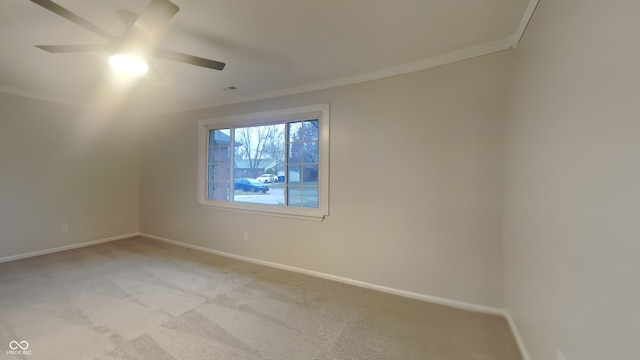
30,0,225,75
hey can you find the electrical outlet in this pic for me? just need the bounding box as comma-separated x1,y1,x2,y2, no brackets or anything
556,351,567,360
60,223,69,232
243,232,249,241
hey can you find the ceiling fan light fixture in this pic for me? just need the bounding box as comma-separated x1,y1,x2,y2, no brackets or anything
30,0,226,72
108,54,149,76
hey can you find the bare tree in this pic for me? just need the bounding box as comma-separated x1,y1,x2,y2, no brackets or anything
234,124,284,177
289,120,319,163
264,127,285,173
288,120,319,181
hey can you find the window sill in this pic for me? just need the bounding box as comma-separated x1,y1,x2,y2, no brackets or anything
199,203,327,222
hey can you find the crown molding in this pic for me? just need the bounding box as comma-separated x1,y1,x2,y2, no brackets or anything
155,37,513,117
510,0,540,47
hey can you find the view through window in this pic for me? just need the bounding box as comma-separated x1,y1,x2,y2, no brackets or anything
200,105,328,219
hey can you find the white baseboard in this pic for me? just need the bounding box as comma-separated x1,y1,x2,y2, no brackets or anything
0,232,140,264
505,311,532,360
140,232,504,316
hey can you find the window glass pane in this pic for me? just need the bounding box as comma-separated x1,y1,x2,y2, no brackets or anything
303,142,318,164
207,129,231,201
302,164,318,183
234,124,285,179
287,165,301,184
303,120,319,141
207,146,214,163
287,185,318,208
233,177,284,205
232,123,285,205
288,143,302,164
209,129,231,145
288,121,302,143
301,184,319,208
209,148,229,163
209,183,230,201
207,174,215,199
287,186,303,207
207,164,229,200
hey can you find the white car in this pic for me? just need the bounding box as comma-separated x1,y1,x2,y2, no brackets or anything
256,174,278,183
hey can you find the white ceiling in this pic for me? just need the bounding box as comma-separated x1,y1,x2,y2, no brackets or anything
0,0,534,116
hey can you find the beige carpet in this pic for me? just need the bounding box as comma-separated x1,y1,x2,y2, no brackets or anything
0,237,521,359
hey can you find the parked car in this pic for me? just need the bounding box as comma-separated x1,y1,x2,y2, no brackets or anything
234,178,269,193
256,174,278,183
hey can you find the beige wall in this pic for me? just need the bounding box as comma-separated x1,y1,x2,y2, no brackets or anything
0,93,140,257
139,51,512,308
2,2,638,355
503,0,640,359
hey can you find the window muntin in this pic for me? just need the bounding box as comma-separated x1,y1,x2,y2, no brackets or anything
198,105,329,220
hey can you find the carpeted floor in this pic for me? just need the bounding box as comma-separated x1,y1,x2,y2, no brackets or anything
0,237,521,359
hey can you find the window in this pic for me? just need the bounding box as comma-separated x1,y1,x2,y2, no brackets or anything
198,104,329,221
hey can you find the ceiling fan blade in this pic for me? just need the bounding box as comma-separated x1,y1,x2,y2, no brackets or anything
30,0,115,40
128,0,179,40
36,44,112,53
153,48,226,71
116,9,139,29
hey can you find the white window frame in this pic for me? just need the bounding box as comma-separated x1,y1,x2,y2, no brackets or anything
197,104,330,221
